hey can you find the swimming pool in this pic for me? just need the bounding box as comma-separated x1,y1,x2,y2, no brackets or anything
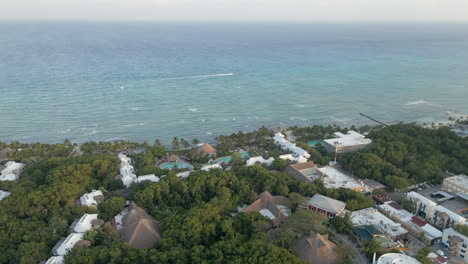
214,151,250,163
307,140,324,147
160,162,194,170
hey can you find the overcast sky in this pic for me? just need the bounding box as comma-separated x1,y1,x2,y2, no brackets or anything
2,0,468,21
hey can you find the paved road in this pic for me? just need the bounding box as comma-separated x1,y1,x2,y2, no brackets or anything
335,233,369,264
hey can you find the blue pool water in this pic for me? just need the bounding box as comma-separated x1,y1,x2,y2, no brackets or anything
307,140,324,147
160,162,194,170
1,22,468,144
214,151,250,163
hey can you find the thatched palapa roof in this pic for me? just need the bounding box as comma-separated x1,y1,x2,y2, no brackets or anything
194,143,217,156
120,202,162,249
294,234,340,264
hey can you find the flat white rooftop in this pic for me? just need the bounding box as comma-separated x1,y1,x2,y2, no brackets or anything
407,191,437,207
379,202,413,222
351,208,408,237
377,253,421,264
444,175,468,188
318,166,364,190
325,131,372,147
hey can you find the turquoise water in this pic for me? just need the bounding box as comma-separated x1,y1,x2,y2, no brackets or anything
307,140,324,147
214,151,250,163
1,22,468,144
160,162,194,170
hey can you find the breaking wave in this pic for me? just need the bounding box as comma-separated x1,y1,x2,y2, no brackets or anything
122,123,146,127
405,100,430,106
166,73,234,80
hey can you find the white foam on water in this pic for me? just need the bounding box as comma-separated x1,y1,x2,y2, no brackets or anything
129,107,143,111
188,108,199,112
120,86,126,90
57,128,71,133
206,132,213,135
295,104,305,108
122,123,146,127
405,100,430,106
330,116,350,123
166,73,234,80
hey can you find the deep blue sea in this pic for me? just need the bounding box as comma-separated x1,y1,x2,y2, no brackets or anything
1,22,468,144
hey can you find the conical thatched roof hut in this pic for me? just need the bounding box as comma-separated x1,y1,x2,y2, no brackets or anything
119,202,162,249
194,143,217,156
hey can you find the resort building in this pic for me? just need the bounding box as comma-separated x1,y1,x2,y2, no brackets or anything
323,131,372,153
285,161,319,184
273,132,310,159
43,256,64,264
407,191,437,219
0,147,14,162
201,163,223,171
375,253,421,264
118,153,137,187
294,233,340,264
112,202,162,249
69,214,103,233
442,175,468,200
317,166,367,192
246,156,274,167
378,201,442,245
241,191,290,226
51,233,85,256
0,190,11,201
432,205,466,229
0,161,25,181
79,190,104,207
279,154,308,164
441,228,468,262
193,143,217,156
301,194,346,218
351,208,408,241
176,171,191,179
135,174,160,183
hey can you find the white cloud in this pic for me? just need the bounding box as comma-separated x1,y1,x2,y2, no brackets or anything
1,0,468,21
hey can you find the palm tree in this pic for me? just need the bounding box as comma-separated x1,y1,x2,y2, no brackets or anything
172,137,180,150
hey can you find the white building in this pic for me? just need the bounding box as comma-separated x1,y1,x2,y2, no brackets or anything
246,156,274,166
135,174,160,183
201,163,223,171
0,190,11,200
318,166,367,192
442,175,468,200
273,132,310,159
118,153,137,187
378,201,442,245
79,190,104,207
351,208,408,241
279,154,308,163
432,205,466,229
44,256,64,264
323,131,372,153
441,228,468,262
0,161,25,181
70,214,99,233
376,253,421,264
407,191,437,219
176,171,191,179
51,232,84,256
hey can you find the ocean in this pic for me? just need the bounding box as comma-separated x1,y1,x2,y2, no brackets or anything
1,21,467,144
